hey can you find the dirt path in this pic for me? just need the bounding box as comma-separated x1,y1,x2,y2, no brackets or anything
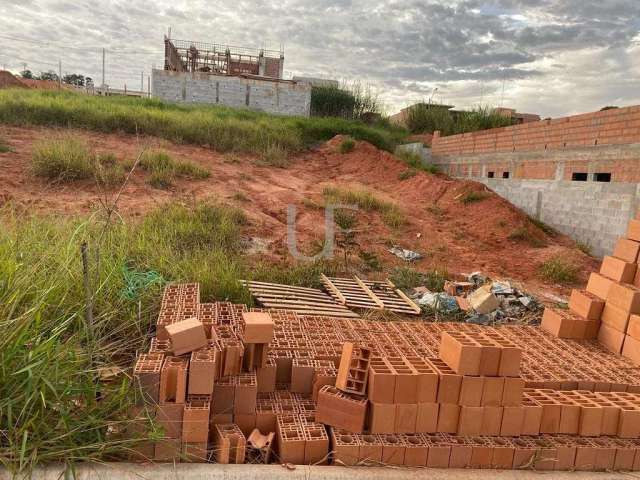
0,125,599,298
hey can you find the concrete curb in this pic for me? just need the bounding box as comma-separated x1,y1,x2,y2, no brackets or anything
1,464,626,480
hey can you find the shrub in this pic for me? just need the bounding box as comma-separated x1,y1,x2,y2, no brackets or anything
31,136,95,180
139,149,210,189
0,136,11,153
406,103,514,135
310,82,382,120
460,190,490,205
94,154,126,188
539,256,579,284
259,143,289,168
323,186,407,230
334,209,357,230
390,266,448,291
508,226,547,248
395,149,440,174
339,136,356,154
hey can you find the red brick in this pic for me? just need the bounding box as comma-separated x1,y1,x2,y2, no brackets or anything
569,289,605,320
598,323,626,354
607,282,640,313
587,272,615,300
600,256,637,283
601,303,631,333
614,238,640,262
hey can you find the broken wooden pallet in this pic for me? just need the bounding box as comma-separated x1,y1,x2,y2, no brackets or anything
321,274,421,315
240,280,360,318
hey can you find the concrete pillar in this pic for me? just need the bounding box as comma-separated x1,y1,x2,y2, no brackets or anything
258,51,266,76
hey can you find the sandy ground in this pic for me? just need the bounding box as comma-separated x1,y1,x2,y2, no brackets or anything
0,125,599,299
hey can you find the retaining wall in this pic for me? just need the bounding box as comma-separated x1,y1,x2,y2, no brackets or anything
152,69,311,117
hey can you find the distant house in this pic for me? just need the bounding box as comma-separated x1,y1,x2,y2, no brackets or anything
389,103,454,126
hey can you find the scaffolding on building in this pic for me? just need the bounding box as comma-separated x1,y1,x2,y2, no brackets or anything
164,37,284,79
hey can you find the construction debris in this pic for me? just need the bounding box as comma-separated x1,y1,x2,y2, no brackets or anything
388,245,423,262
321,275,421,315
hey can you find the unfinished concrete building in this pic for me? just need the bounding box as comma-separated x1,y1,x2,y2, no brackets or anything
153,37,311,116
429,105,640,256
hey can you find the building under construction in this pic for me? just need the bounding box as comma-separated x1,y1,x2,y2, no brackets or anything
154,36,309,116
163,37,284,79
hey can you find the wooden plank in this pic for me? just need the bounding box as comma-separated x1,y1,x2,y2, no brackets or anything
251,291,338,304
241,280,323,294
353,275,385,309
321,274,347,305
394,287,422,314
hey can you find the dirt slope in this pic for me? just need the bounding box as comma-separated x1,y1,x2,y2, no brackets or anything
0,125,599,297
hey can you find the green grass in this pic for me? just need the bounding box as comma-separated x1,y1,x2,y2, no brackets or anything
508,226,547,248
334,209,357,230
395,149,440,174
539,256,579,284
390,266,448,291
529,216,557,236
460,190,490,205
0,201,336,472
0,136,11,153
322,186,407,229
0,89,404,155
406,103,514,135
257,143,289,167
576,241,592,256
338,136,355,153
138,150,210,189
398,169,417,181
31,136,96,180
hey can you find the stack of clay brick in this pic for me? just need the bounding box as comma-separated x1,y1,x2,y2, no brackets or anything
130,282,640,470
541,216,640,364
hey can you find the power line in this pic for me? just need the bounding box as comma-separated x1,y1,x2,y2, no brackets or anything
0,33,159,55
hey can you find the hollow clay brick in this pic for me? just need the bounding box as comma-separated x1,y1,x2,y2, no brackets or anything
212,376,235,415
447,435,472,468
404,356,439,403
627,219,640,242
335,342,371,397
468,436,493,469
436,403,461,434
608,283,640,314
415,402,439,433
291,358,316,394
159,356,188,404
500,406,524,436
316,385,367,434
154,438,181,462
458,406,483,436
502,377,525,406
182,396,210,443
358,433,383,464
623,334,640,365
241,311,274,344
214,423,246,464
600,256,637,284
395,403,418,434
367,357,395,403
182,442,208,463
367,402,396,434
614,238,640,263
481,377,505,407
234,372,258,414
188,349,216,395
402,434,429,467
427,358,462,404
587,272,615,300
234,413,256,438
481,406,504,436
598,323,626,354
511,437,537,469
155,403,184,439
541,307,578,338
165,317,208,356
381,434,406,466
425,434,451,468
133,353,164,404
388,357,419,404
256,358,277,393
331,428,360,466
569,289,605,320
476,336,501,377
459,375,484,407
303,422,330,465
439,331,481,376
491,437,515,469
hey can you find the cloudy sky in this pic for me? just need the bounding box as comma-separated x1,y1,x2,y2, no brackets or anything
1,0,638,117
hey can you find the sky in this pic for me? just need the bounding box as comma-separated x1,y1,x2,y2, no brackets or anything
0,0,638,117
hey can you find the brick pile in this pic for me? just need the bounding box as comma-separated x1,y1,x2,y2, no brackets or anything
131,282,640,470
542,216,640,364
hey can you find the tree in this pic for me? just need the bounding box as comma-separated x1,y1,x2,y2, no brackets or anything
63,73,85,86
38,70,59,82
19,69,34,79
85,77,94,88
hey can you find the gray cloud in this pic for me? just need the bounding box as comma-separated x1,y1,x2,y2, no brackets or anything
0,0,638,117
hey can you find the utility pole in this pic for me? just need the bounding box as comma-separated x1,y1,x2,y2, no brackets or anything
22,62,27,74
58,59,62,89
101,48,105,88
140,71,143,93
147,75,150,98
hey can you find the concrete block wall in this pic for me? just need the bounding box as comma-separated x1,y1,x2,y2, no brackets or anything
477,178,639,257
152,69,311,117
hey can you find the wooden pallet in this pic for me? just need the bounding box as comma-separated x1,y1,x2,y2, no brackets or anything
240,280,360,318
321,275,421,315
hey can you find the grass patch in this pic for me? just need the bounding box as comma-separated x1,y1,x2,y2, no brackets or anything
338,136,355,153
508,226,547,248
232,191,249,202
0,200,337,472
539,256,579,284
390,266,448,291
31,136,95,180
334,209,357,230
322,186,407,229
576,241,592,256
395,149,440,174
0,89,404,155
460,190,490,205
0,136,11,152
359,251,382,272
529,216,557,236
398,169,417,181
139,149,210,189
257,143,289,168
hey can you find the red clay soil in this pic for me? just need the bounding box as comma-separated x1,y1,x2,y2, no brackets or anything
0,70,28,89
0,125,599,298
